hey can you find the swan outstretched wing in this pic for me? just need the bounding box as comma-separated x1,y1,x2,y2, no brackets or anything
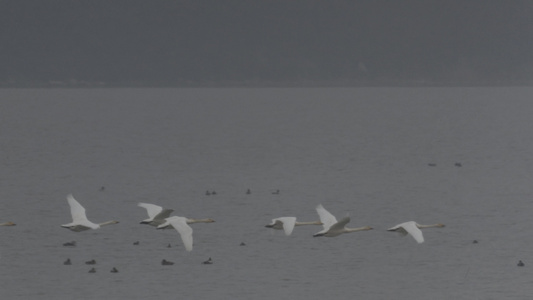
62,194,99,231
390,221,424,243
266,219,284,230
138,203,163,219
315,204,338,230
67,194,89,222
328,216,350,232
167,217,193,252
154,208,174,220
276,217,297,235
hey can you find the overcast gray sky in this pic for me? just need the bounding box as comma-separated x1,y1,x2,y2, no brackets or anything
2,1,532,86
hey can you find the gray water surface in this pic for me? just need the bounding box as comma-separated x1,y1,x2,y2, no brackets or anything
1,88,533,299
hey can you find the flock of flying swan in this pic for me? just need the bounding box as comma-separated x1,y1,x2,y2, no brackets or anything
59,194,216,252
267,204,444,243
1,194,446,253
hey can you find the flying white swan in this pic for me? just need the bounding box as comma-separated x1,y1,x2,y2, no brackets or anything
157,216,215,229
0,222,16,226
387,221,445,243
138,203,174,226
61,194,119,232
157,216,194,252
313,204,373,237
265,217,322,236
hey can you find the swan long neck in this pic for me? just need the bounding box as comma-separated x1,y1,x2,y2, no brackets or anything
417,223,445,229
98,220,119,227
295,221,323,226
186,218,214,224
345,226,373,233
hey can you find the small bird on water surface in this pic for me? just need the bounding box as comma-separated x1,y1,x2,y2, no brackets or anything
85,259,96,265
203,257,213,265
161,259,174,266
518,260,525,267
64,258,72,265
110,267,119,273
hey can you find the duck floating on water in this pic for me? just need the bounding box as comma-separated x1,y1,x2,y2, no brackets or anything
203,257,213,265
161,259,174,266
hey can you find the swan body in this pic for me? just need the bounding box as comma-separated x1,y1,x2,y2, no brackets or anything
0,222,16,226
387,221,445,243
313,204,373,237
61,194,119,232
265,217,322,236
157,216,194,252
158,217,215,229
138,203,174,226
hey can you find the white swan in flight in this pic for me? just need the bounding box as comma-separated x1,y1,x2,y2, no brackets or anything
387,221,445,243
313,204,373,237
0,222,16,226
61,194,119,232
138,203,174,226
265,217,322,236
157,216,194,252
157,216,215,229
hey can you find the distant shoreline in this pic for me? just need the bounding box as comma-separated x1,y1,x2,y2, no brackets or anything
1,79,532,88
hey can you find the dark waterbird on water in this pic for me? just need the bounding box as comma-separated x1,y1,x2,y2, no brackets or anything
203,257,213,265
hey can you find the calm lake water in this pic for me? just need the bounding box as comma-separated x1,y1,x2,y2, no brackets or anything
1,87,533,299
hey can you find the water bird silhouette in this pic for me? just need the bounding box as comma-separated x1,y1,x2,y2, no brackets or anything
63,241,76,247
202,257,213,264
